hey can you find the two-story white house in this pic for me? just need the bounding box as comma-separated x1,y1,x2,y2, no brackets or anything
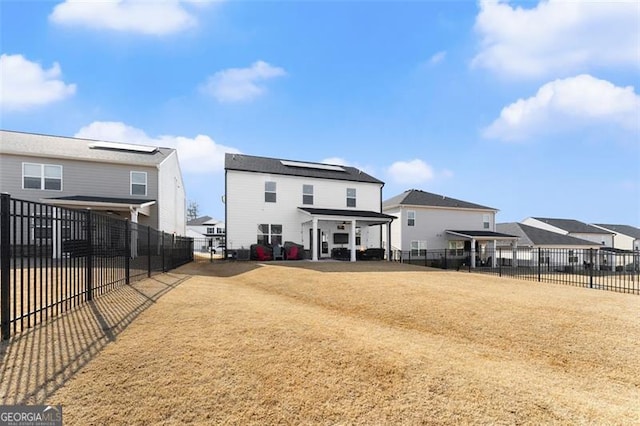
186,215,225,252
382,189,517,268
591,224,640,252
0,130,186,235
224,153,395,261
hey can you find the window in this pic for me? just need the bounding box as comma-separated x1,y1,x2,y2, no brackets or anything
303,184,314,205
265,181,276,203
346,188,356,207
448,241,464,256
131,171,147,196
407,211,416,227
411,241,427,256
568,250,578,263
483,214,490,229
206,227,215,234
23,163,62,191
31,216,53,242
216,227,224,234
257,224,282,245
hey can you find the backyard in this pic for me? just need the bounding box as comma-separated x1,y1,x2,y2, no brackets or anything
1,261,638,424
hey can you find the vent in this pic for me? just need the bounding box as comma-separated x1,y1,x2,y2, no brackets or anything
89,141,158,154
280,160,345,172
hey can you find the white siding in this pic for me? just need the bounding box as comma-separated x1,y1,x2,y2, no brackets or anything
226,170,382,250
157,152,186,234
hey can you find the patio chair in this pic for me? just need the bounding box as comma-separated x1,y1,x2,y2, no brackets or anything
273,244,284,260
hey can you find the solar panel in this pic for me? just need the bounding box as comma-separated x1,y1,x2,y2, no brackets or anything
89,141,158,154
280,160,345,172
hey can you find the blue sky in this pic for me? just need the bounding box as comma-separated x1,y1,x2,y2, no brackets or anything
2,0,639,226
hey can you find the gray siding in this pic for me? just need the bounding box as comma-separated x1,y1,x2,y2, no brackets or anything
0,153,160,226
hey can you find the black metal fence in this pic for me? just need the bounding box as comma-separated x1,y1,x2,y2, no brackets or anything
394,247,640,295
0,194,193,340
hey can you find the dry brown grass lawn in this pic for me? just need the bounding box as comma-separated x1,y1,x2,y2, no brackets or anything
3,261,639,424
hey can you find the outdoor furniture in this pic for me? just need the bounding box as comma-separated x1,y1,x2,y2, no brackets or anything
273,244,284,260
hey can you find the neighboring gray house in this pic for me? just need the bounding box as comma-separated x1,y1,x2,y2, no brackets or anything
225,153,395,261
0,130,186,235
187,215,225,252
382,189,517,268
497,222,602,268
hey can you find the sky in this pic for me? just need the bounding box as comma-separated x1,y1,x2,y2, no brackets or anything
1,0,639,227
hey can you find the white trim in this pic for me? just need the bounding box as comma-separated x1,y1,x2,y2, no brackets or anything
130,171,148,196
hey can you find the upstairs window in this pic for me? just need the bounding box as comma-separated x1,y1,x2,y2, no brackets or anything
23,163,62,191
131,171,147,196
407,211,416,227
346,188,356,207
303,184,314,205
483,214,490,229
265,181,277,203
207,227,215,234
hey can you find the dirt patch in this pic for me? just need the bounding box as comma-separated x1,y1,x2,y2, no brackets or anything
6,261,638,424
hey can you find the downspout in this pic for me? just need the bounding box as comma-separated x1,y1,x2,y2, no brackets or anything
379,182,384,248
224,168,228,258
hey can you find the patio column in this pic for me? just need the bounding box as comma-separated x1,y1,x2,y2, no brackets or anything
493,240,497,267
350,219,357,262
512,241,518,268
470,238,476,268
312,217,318,261
386,222,392,261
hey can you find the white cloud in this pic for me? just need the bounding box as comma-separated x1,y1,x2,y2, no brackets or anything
484,74,640,141
386,159,435,184
200,61,286,103
49,0,203,35
473,0,640,78
0,54,76,111
75,121,240,174
428,51,446,65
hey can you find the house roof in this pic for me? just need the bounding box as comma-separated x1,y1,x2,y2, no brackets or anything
497,223,602,247
383,189,496,211
593,224,640,239
299,207,395,220
0,130,174,166
224,153,383,184
45,195,156,205
529,217,613,234
187,216,216,226
446,230,518,240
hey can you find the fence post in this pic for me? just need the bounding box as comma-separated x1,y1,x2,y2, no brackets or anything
125,220,130,285
538,247,541,282
85,210,93,301
161,233,166,272
498,247,502,277
443,250,447,270
1,194,11,340
147,226,151,278
589,248,594,289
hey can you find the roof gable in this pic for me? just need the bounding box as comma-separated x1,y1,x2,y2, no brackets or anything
383,189,496,211
224,153,383,184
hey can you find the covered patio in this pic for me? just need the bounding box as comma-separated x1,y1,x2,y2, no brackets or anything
445,230,519,268
298,207,396,262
